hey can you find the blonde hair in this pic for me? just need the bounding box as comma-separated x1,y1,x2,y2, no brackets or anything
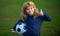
20,1,40,21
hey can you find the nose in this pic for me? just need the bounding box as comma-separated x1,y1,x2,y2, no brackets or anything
29,9,32,12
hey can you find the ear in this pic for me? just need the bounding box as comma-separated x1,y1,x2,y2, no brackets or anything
39,9,44,16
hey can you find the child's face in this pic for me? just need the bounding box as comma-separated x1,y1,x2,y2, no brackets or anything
26,6,34,16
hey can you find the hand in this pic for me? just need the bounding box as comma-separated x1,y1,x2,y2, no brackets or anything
40,9,44,16
11,29,16,33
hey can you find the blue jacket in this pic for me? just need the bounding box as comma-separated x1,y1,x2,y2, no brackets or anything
13,12,51,36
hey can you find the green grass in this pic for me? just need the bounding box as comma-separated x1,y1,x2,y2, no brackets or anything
0,0,60,36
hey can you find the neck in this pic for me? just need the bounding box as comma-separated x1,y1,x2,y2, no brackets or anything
27,14,34,17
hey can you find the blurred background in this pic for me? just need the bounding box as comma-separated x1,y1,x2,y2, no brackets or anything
0,0,60,36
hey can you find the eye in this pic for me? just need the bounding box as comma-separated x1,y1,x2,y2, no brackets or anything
26,8,29,10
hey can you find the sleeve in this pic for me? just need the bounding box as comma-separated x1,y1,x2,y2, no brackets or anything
12,19,25,31
43,12,51,21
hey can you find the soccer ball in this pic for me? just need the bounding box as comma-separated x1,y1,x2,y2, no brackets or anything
16,22,27,35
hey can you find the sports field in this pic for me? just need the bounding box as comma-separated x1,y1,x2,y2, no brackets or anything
0,0,60,36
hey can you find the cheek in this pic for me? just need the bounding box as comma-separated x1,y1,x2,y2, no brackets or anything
26,10,29,13
26,10,31,14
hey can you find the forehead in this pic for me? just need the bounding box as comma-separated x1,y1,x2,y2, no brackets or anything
26,6,34,9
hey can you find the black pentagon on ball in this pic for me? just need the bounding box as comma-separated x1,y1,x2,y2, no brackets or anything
17,28,21,32
23,26,27,29
18,23,21,25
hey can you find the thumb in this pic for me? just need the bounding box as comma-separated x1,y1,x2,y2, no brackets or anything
40,9,44,16
40,9,43,13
